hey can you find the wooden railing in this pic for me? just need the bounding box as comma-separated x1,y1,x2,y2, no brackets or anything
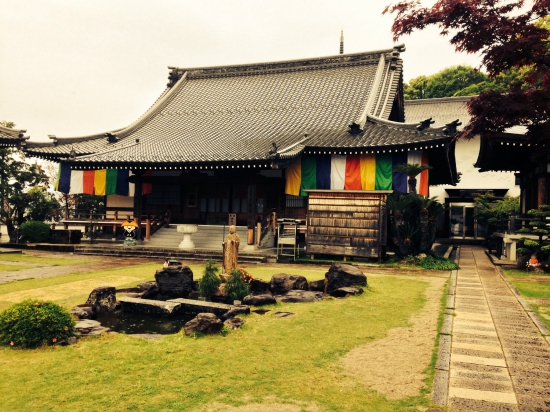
60,210,170,242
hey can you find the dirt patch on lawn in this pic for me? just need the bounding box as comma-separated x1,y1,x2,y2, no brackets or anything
339,274,447,400
195,399,322,412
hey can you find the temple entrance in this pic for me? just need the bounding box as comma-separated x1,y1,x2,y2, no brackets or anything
449,203,487,239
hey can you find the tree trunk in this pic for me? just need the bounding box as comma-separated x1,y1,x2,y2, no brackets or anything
408,177,417,194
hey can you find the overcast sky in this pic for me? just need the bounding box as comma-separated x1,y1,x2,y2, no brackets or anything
1,0,481,142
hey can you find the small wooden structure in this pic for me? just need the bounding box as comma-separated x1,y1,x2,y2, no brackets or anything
305,190,390,261
276,218,302,260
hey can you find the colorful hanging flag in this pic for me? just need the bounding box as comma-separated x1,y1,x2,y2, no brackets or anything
284,151,429,196
55,162,143,196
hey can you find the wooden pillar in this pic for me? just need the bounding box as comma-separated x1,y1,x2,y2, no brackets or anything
538,175,547,207
247,183,257,245
145,219,151,241
133,171,144,242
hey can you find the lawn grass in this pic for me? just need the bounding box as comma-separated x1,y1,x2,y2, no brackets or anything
0,264,30,272
0,260,442,411
502,268,550,329
0,253,91,266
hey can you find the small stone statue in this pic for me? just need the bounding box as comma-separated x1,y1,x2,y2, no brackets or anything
222,225,240,273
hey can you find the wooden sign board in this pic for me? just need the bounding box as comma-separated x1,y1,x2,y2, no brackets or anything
305,190,390,260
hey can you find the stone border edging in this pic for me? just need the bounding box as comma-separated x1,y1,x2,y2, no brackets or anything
491,256,550,345
431,245,459,406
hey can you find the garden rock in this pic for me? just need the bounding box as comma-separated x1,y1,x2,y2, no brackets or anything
325,264,367,294
184,313,223,335
269,274,308,294
331,286,364,298
85,286,117,315
137,281,159,298
273,312,294,317
220,304,250,321
54,336,78,346
74,319,111,336
224,317,246,330
276,290,326,303
71,304,96,319
243,293,276,306
309,279,325,292
250,278,270,294
154,266,194,297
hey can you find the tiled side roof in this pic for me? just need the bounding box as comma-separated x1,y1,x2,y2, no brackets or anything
404,96,472,129
26,47,443,166
0,125,29,147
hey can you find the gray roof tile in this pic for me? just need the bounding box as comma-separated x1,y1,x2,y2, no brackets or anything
404,96,472,129
26,47,452,166
0,125,28,147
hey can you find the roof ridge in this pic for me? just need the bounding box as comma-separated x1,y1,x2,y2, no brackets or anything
168,47,404,81
404,96,473,104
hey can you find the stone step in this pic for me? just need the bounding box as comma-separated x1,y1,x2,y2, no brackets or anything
73,245,271,263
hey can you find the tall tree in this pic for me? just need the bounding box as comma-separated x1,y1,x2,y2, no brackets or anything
0,122,52,234
385,1,550,158
405,65,490,99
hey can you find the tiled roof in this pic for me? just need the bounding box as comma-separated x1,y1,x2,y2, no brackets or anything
404,96,472,129
25,46,454,167
0,125,29,147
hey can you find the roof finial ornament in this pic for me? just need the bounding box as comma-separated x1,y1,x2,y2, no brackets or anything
267,142,280,159
340,30,344,55
69,147,76,160
443,119,462,135
416,118,435,131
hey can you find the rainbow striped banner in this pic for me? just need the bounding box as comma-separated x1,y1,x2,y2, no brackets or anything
285,151,429,196
54,163,152,196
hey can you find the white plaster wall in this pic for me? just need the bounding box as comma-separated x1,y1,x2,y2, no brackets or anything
430,137,520,202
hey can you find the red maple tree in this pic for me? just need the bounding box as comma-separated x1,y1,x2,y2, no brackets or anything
384,0,550,158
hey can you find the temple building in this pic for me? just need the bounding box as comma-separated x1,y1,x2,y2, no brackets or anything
23,45,460,249
0,125,28,148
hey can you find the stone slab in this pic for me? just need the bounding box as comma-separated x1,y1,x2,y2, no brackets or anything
451,354,507,367
118,297,182,316
431,369,449,406
452,341,503,353
168,298,232,316
448,387,517,404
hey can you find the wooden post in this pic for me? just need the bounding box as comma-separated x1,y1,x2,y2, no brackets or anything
538,175,547,207
133,171,144,242
145,219,151,242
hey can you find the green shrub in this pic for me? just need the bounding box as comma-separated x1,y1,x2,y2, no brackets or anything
417,254,459,271
224,269,251,301
198,259,221,298
19,221,50,243
0,299,76,348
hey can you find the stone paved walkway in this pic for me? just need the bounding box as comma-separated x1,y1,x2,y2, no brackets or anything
0,249,159,284
446,246,550,412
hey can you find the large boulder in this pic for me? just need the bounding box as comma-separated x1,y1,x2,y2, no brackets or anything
85,286,117,315
309,279,326,292
269,274,308,295
325,264,367,294
184,313,223,336
250,278,270,294
243,293,276,306
137,281,159,298
154,266,194,297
